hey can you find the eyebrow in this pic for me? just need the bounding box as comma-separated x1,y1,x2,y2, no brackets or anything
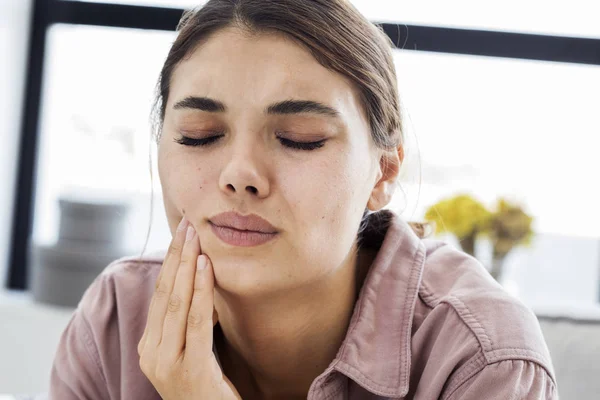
173,96,341,119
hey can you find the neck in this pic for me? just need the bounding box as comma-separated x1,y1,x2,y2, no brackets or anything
213,245,374,400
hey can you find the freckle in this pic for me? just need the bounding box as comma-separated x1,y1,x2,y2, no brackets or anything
182,208,186,215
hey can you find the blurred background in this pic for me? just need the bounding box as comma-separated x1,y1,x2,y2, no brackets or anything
0,0,599,398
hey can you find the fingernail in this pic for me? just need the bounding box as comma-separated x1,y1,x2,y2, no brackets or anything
177,217,188,232
197,255,207,270
185,225,195,242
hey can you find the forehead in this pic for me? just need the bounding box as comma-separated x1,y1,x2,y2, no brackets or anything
167,27,366,120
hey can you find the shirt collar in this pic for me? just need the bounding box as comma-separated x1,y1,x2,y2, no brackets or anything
332,209,426,398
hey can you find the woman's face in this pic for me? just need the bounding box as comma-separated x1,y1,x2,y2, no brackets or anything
158,27,384,296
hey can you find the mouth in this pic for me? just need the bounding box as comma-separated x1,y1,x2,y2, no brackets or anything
209,222,279,247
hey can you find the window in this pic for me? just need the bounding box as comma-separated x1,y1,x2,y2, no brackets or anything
387,50,600,310
69,0,600,39
392,50,600,237
65,0,205,8
33,24,175,252
352,0,600,39
8,1,600,314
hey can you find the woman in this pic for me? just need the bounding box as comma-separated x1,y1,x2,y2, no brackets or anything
49,0,557,399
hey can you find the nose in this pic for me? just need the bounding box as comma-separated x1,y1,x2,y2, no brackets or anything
218,145,270,199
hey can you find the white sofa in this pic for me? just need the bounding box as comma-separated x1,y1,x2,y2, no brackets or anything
1,291,600,399
538,314,600,399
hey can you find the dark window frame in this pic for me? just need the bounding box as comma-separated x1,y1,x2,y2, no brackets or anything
7,0,600,289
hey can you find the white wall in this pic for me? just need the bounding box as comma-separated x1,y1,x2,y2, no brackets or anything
0,0,33,288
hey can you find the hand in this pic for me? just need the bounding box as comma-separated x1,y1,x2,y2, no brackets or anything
138,218,242,400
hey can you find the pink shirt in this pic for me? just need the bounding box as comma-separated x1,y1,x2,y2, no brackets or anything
49,210,558,399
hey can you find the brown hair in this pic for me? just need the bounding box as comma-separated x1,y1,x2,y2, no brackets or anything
148,0,430,243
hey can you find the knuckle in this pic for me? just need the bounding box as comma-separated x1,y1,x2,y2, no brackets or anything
138,356,152,377
167,293,182,313
154,282,169,298
179,252,193,265
167,242,182,258
187,312,211,329
154,275,162,291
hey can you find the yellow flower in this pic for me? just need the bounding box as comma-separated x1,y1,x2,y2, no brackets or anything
424,194,491,238
489,198,534,258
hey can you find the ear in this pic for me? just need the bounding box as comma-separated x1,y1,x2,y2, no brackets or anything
367,145,404,211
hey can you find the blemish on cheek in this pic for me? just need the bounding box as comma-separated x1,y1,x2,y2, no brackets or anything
182,208,186,215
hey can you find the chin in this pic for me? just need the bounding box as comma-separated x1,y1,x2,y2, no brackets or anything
211,255,272,292
210,254,309,298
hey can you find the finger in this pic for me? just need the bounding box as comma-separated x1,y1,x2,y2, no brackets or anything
184,254,215,362
138,289,158,355
144,217,189,350
138,293,156,356
140,217,187,355
154,217,188,289
160,223,202,361
138,286,160,356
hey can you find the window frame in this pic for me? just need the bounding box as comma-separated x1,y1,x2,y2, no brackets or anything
6,0,600,289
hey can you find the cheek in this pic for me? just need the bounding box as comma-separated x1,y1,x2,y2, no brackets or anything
173,168,212,217
285,152,366,263
158,148,214,219
308,153,368,220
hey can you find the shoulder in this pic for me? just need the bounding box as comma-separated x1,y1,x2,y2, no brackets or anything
414,239,556,387
49,251,166,399
77,250,165,332
99,250,165,280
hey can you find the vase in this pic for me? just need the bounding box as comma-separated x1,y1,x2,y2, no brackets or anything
489,255,506,281
28,194,132,307
459,232,477,257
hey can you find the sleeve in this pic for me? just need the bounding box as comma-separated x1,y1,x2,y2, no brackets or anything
443,359,558,400
48,275,113,400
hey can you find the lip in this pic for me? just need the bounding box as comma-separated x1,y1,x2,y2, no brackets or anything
209,212,279,247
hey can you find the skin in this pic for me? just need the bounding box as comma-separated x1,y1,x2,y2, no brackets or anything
148,26,403,400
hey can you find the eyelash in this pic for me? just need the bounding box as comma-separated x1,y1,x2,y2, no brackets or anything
174,134,326,151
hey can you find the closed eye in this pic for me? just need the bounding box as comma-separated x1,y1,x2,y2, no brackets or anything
174,134,326,151
276,137,326,151
174,135,222,147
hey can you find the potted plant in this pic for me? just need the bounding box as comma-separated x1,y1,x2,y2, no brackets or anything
424,194,534,281
424,194,491,257
486,198,534,280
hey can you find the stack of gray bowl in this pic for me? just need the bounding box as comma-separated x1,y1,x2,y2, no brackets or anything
29,195,132,308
